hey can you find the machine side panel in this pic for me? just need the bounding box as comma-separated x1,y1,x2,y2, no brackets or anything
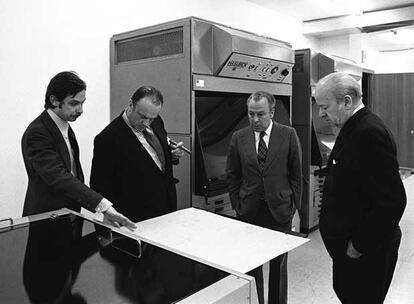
110,20,192,134
192,18,214,74
111,60,191,134
292,49,311,126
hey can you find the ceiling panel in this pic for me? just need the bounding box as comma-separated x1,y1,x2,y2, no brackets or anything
248,0,414,21
248,0,414,52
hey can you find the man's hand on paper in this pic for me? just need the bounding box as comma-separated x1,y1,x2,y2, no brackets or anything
103,207,136,231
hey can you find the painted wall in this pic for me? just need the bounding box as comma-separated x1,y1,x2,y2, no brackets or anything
313,33,414,73
0,0,315,219
363,49,414,73
318,33,362,65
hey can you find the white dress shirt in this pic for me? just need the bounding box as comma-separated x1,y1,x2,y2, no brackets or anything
254,120,273,152
352,103,365,116
122,111,163,171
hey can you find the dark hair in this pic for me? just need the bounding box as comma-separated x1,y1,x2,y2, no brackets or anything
247,91,276,112
44,71,86,109
131,86,164,108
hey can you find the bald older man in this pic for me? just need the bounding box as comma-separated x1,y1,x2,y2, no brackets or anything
315,72,406,304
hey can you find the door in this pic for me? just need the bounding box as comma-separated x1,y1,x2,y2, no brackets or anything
371,73,414,168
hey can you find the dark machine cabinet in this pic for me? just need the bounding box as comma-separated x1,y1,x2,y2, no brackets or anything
292,49,362,233
292,49,320,233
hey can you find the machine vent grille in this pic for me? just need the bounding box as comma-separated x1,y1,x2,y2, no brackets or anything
115,27,183,63
293,54,304,73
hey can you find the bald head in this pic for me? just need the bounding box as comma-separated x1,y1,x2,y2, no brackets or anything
315,72,363,128
316,72,362,104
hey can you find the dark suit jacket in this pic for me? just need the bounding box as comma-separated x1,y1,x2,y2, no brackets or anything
319,107,406,255
21,111,103,216
90,114,177,222
226,121,302,225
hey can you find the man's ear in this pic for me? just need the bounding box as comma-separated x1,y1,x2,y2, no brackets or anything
344,95,353,110
126,99,135,113
50,95,60,108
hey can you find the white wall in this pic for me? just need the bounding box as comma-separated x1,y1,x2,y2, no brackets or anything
363,49,414,73
316,33,414,73
0,0,314,219
318,33,362,65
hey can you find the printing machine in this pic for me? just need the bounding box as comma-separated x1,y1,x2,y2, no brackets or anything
110,17,294,218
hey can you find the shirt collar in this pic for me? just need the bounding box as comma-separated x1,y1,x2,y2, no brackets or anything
255,120,273,137
47,109,69,136
352,103,365,116
122,109,133,130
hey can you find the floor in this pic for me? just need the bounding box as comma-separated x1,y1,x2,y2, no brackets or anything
263,175,414,304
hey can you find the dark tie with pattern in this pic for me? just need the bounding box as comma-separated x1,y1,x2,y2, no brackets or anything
257,131,267,171
142,129,165,172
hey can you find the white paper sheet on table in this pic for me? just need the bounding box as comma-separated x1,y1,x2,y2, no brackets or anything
120,207,309,275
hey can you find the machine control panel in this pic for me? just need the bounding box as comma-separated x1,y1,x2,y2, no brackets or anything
218,53,293,83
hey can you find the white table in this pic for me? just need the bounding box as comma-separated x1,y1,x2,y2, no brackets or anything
121,207,309,275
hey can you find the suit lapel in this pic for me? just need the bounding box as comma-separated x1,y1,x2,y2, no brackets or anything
150,118,170,168
328,107,369,166
118,116,165,176
241,128,259,170
263,122,286,173
40,111,72,172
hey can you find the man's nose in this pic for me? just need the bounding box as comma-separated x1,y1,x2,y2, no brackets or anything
77,104,83,114
319,108,325,118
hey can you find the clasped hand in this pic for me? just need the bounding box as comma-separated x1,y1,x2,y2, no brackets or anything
171,141,185,160
346,239,362,259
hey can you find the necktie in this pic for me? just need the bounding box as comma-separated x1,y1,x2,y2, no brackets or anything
142,129,165,172
70,147,78,177
257,131,267,171
63,132,78,178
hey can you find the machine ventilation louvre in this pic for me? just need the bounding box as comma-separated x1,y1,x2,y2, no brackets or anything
293,54,304,73
115,27,183,63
